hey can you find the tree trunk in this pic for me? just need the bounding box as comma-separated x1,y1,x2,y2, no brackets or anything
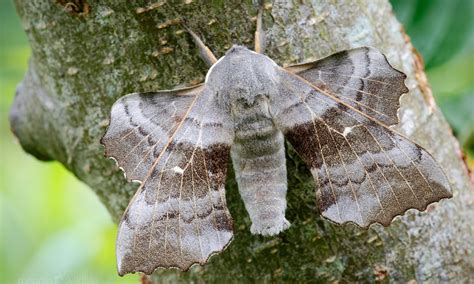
10,0,473,282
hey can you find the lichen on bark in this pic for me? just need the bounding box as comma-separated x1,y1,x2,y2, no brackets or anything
10,0,474,283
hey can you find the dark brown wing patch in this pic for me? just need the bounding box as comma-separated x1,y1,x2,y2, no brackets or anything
117,143,233,275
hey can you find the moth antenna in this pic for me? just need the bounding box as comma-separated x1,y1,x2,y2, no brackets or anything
254,0,266,54
182,23,218,67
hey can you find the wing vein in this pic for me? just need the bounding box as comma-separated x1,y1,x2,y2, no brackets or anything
305,100,367,224
317,85,395,121
122,108,178,161
302,103,343,222
317,70,393,86
387,136,436,194
346,135,403,211
326,127,365,224
158,122,195,255
118,99,178,142
200,139,223,248
362,126,422,205
318,79,392,102
341,134,389,220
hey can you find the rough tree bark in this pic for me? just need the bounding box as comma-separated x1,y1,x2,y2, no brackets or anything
10,0,473,282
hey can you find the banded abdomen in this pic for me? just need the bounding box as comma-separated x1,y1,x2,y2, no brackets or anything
230,95,290,236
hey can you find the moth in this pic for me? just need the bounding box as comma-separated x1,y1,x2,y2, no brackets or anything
101,9,451,276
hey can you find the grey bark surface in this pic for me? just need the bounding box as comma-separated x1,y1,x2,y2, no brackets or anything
10,0,474,283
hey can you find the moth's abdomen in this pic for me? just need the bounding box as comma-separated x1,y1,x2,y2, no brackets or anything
230,98,290,236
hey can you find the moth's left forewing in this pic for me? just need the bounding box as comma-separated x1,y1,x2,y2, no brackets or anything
102,86,235,275
272,49,451,228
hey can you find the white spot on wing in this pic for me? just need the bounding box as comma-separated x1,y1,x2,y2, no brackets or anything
343,126,354,137
172,166,184,175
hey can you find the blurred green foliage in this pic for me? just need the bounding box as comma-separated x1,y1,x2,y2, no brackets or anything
0,0,472,283
0,0,138,282
392,0,474,157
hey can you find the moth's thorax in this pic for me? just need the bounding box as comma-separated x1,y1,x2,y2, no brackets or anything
205,45,280,108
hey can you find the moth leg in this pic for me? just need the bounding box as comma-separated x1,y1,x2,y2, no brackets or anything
254,1,265,54
184,26,218,67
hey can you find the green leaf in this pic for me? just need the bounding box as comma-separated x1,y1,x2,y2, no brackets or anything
392,0,474,155
391,0,474,69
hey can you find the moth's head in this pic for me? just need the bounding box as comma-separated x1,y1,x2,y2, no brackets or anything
205,45,280,106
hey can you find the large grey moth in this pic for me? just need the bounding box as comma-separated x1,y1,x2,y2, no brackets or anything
101,8,452,276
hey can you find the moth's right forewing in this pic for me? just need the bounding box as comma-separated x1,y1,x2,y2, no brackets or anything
285,47,408,126
102,86,235,275
271,68,451,228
